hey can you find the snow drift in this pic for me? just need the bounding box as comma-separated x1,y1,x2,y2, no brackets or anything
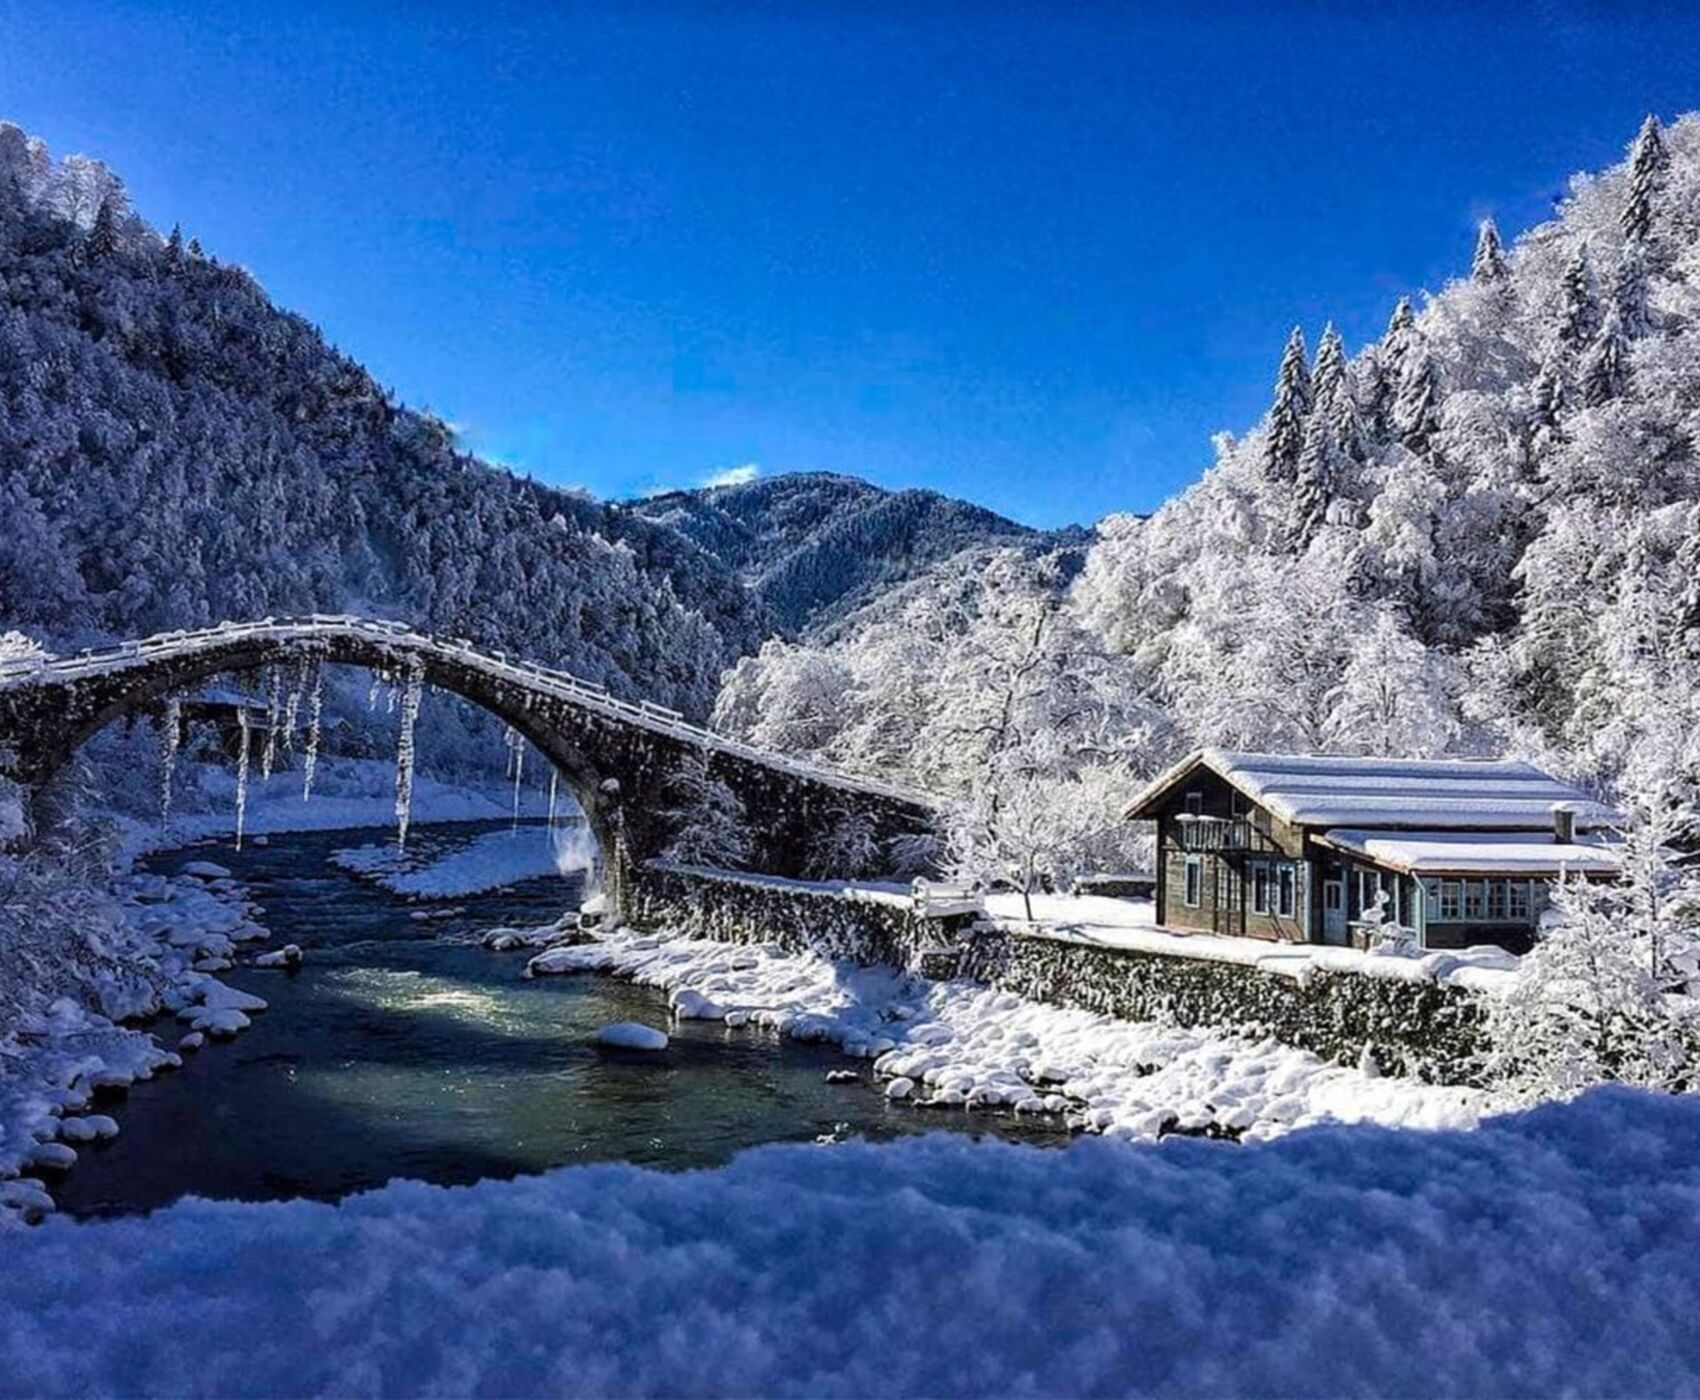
2,1087,1698,1397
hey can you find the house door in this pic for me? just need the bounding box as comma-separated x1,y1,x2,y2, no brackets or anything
1216,863,1244,938
1322,875,1348,945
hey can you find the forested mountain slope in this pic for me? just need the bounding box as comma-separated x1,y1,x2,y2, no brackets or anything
633,471,1066,635
717,113,1700,832
0,123,767,719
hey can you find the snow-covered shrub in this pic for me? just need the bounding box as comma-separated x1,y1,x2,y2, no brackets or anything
658,752,751,871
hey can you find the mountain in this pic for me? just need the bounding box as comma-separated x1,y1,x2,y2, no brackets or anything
0,123,768,720
714,113,1700,824
632,471,1075,635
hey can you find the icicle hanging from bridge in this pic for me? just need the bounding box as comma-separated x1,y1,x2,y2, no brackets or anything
505,725,526,830
302,659,324,801
394,660,424,850
282,653,307,752
261,666,282,781
160,697,182,821
547,769,558,829
234,705,252,850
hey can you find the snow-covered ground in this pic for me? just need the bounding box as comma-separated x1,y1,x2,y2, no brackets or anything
529,924,1484,1140
332,822,592,899
1,1086,1695,1397
984,890,1520,993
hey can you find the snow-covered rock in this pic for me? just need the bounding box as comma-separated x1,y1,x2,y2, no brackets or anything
594,1023,669,1051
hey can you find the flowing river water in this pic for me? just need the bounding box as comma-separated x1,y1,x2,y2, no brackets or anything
57,822,1050,1217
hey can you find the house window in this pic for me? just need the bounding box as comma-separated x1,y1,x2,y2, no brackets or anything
1438,881,1463,921
1485,880,1508,920
1230,791,1249,818
1276,864,1296,918
1251,861,1271,914
1184,791,1204,816
1508,882,1531,920
1463,881,1486,920
1184,857,1203,907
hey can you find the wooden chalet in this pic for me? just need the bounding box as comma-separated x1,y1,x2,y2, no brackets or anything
1124,749,1621,953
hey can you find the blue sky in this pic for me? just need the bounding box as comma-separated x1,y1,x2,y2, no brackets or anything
6,3,1700,527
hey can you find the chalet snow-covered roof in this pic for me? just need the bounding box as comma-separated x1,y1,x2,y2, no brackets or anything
1316,829,1622,877
1126,748,1618,831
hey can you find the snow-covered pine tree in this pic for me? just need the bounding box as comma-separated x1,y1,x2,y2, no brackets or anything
1471,217,1507,282
1392,336,1441,453
83,193,122,261
1613,245,1652,338
1555,244,1602,359
1531,348,1568,437
1582,304,1630,406
1288,416,1335,552
1263,325,1311,482
1621,113,1668,246
1311,321,1366,464
1364,298,1416,440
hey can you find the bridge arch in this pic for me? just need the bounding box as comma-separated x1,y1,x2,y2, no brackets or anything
0,619,938,915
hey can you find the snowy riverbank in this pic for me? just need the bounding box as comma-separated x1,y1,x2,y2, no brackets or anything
2,1086,1695,1396
0,864,279,1220
527,924,1485,1140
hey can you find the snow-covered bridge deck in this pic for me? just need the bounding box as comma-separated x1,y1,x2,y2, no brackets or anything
0,616,938,909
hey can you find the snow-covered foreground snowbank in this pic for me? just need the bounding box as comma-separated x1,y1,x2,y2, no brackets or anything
530,926,1484,1139
332,823,588,899
1,1087,1695,1397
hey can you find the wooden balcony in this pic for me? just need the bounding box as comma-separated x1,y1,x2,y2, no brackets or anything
1173,815,1257,853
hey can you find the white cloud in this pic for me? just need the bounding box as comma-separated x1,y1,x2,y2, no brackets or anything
700,462,760,489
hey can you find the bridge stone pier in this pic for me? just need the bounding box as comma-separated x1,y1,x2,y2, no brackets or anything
0,617,938,916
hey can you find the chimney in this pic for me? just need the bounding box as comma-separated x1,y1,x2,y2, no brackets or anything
1551,802,1577,844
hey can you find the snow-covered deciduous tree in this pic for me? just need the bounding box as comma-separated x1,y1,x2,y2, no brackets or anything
1325,608,1457,756
0,631,50,672
658,751,751,871
947,732,1108,921
1674,503,1700,662
1482,783,1700,1103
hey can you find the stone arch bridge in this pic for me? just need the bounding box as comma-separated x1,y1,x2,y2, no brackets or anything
0,617,938,915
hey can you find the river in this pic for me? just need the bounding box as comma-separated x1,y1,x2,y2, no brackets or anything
57,822,1051,1217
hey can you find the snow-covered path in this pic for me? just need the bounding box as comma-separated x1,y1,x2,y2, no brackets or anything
1,1087,1695,1397
529,925,1485,1140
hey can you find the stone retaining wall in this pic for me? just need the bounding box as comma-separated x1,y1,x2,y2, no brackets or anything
632,864,1488,1083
